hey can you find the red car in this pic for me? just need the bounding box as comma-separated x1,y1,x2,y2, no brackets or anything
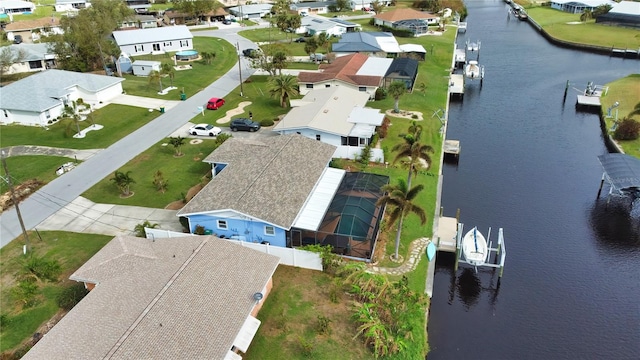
206,97,225,110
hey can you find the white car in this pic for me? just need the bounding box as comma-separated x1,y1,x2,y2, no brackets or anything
188,123,222,137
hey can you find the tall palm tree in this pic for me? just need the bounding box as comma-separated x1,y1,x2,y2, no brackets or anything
148,70,163,93
161,63,175,88
388,81,406,113
268,74,299,108
392,123,434,189
376,179,426,261
110,171,135,196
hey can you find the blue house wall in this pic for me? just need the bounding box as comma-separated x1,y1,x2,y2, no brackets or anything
187,214,287,247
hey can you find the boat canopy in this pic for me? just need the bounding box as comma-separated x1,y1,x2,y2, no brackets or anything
597,154,640,196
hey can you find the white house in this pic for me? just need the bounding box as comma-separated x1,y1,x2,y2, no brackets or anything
132,60,160,76
550,0,617,14
273,86,385,162
227,3,272,19
290,1,331,15
54,0,91,12
0,70,124,126
0,0,35,15
298,15,360,37
349,0,392,11
0,43,56,75
112,25,193,56
332,32,402,57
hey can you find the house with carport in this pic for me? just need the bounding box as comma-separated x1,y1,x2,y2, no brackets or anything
21,235,280,360
297,53,388,98
273,86,385,162
177,134,389,260
0,69,124,126
112,25,193,56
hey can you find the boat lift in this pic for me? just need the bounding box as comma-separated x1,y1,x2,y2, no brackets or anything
454,223,506,277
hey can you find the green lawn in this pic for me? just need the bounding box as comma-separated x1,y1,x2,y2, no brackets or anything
121,37,237,99
0,231,112,354
527,7,640,49
0,105,160,149
238,27,290,43
602,74,640,158
0,156,77,194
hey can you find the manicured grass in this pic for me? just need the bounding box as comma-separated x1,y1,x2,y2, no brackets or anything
121,37,237,99
244,266,376,360
602,74,640,158
238,27,290,43
0,231,112,353
0,156,77,194
0,105,160,149
527,7,640,48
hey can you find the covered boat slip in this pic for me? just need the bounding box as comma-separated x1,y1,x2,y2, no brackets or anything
597,154,640,199
288,172,390,260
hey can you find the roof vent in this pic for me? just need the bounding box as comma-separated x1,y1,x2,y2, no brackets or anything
323,109,329,113
333,96,338,100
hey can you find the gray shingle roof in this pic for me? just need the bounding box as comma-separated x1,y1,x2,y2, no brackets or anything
0,43,54,62
22,235,280,360
177,134,337,229
112,25,193,46
0,69,124,113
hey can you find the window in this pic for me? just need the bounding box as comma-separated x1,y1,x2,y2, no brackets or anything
265,226,275,236
360,138,366,146
153,43,160,51
180,40,189,47
306,84,313,89
316,134,321,141
325,84,331,88
217,220,228,229
28,61,43,69
359,86,367,92
341,137,347,145
45,110,50,119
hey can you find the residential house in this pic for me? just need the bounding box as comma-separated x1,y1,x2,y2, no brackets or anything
550,0,617,14
119,14,158,29
177,134,388,260
124,0,151,10
0,43,56,74
373,8,440,35
53,0,91,12
113,25,193,56
163,7,228,25
297,53,388,97
290,1,332,15
131,60,160,76
4,17,62,43
384,57,419,90
22,235,280,360
349,0,392,11
595,1,640,29
0,69,124,126
0,0,35,16
273,86,385,162
228,3,273,19
297,15,361,36
331,32,402,57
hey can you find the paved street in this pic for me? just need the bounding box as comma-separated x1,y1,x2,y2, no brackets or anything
0,25,268,248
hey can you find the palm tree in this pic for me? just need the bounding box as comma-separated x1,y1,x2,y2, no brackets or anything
376,179,427,261
168,136,185,156
161,63,175,88
392,123,434,189
110,171,135,196
580,9,593,22
417,82,426,97
201,51,216,65
628,102,640,117
148,70,163,93
388,81,406,113
268,74,299,108
134,220,159,237
271,51,288,75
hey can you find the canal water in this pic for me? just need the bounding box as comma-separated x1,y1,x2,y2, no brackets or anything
428,1,640,359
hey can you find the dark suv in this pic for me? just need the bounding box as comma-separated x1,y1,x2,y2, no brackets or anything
230,118,260,132
13,35,23,44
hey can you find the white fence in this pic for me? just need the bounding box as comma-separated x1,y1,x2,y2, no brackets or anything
334,146,385,163
145,228,323,271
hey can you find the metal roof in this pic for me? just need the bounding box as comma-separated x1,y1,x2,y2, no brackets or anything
356,57,393,76
112,25,193,46
292,167,346,231
598,153,640,196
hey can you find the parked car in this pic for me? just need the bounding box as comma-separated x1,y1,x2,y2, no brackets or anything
294,37,306,43
13,35,22,44
188,123,222,137
242,48,260,58
222,19,231,25
310,53,326,61
206,97,225,110
300,11,308,17
230,118,260,132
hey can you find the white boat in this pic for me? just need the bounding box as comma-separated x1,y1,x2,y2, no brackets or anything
463,60,484,81
466,40,480,52
462,227,488,267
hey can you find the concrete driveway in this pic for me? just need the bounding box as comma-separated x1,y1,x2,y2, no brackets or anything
109,94,182,111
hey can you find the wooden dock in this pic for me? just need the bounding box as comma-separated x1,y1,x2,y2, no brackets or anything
435,216,458,253
577,95,601,107
449,74,464,99
457,21,467,33
454,48,466,68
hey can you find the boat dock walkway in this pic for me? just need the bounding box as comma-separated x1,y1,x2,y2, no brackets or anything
454,48,466,68
449,74,464,99
435,216,458,253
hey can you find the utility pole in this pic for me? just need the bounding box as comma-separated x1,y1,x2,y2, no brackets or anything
1,151,30,254
237,42,244,97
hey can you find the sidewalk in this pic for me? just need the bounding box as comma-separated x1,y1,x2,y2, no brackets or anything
0,145,102,161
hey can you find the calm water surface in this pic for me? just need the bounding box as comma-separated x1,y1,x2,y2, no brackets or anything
427,1,640,359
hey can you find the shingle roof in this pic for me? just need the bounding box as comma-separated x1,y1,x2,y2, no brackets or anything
374,8,438,22
22,235,280,360
0,0,35,11
4,17,60,31
177,134,336,229
0,43,55,62
0,69,124,113
273,86,372,136
332,32,401,54
112,25,193,46
298,53,383,87
385,57,419,79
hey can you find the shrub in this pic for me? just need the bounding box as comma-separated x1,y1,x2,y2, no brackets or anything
260,118,274,127
613,118,640,140
57,283,89,311
11,278,39,308
22,255,61,282
375,87,387,101
316,315,332,335
134,220,159,237
152,170,168,193
297,336,314,356
214,133,232,146
0,313,10,329
377,117,391,138
194,225,205,235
